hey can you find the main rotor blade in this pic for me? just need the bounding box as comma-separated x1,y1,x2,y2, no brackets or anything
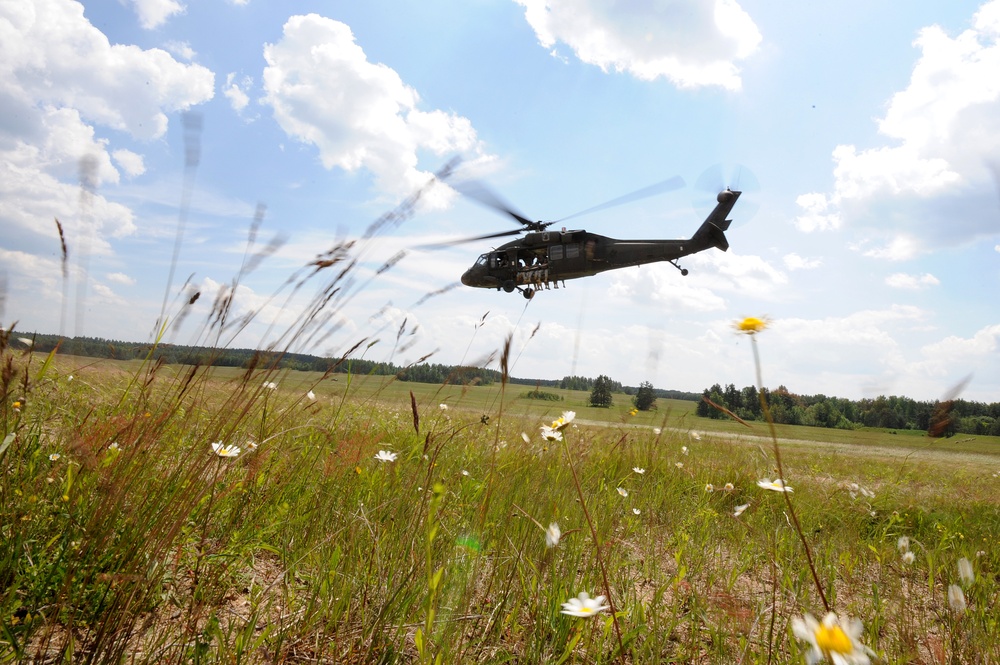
557,175,685,223
452,180,537,228
417,228,524,250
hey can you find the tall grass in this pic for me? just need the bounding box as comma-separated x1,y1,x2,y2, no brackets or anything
2,335,999,662
2,161,999,663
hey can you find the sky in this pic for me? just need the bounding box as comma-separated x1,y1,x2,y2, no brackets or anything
2,0,999,403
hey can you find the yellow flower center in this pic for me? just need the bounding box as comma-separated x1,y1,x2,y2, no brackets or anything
815,624,852,655
736,316,768,333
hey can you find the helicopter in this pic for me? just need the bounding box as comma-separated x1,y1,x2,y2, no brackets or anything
442,176,743,299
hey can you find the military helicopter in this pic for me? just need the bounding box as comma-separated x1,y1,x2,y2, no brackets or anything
440,176,743,299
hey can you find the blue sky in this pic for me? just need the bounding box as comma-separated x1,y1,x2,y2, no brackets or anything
2,0,999,402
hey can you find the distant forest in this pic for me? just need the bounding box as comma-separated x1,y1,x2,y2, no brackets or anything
11,333,701,399
14,334,993,437
697,383,1000,437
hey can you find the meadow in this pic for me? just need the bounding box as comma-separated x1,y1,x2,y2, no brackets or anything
2,342,999,664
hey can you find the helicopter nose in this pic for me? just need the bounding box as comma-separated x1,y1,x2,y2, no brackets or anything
461,266,478,287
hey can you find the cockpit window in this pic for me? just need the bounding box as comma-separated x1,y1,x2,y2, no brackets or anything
476,254,488,266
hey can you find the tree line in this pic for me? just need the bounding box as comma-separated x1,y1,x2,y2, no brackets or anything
696,383,1000,437
11,334,673,397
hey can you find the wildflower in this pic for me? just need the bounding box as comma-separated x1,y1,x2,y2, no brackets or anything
49,453,60,462
632,467,645,474
681,446,689,455
757,478,793,493
632,508,641,515
306,390,316,401
792,612,874,665
550,411,576,431
629,408,638,416
723,482,735,492
653,427,661,434
734,316,769,335
948,584,967,613
617,487,628,498
211,442,242,458
540,425,563,442
958,557,974,585
439,403,448,411
12,400,21,409
897,536,910,552
690,431,701,441
675,462,684,469
902,551,915,564
705,483,714,492
263,381,277,391
68,375,74,382
374,450,398,463
521,432,530,443
560,592,610,617
545,522,561,548
17,337,33,347
109,442,120,451
461,469,470,477
734,503,749,517
246,439,258,450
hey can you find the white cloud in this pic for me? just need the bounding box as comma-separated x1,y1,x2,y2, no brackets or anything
885,272,940,289
106,272,136,286
514,0,762,90
796,0,1000,249
112,149,146,178
223,73,252,113
912,323,1000,379
783,253,821,270
0,0,216,338
1,0,214,141
793,192,840,232
861,235,920,261
261,14,488,207
126,0,185,30
163,40,196,61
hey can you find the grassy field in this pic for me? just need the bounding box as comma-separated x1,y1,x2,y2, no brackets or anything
2,349,999,663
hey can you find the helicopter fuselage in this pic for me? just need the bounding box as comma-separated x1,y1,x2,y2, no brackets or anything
461,189,740,294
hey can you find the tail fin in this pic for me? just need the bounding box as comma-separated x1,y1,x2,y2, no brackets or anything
690,189,740,252
690,220,730,252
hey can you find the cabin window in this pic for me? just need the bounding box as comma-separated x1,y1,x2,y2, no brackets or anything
565,243,580,259
549,245,563,261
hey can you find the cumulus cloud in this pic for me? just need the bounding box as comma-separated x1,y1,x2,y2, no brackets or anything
223,73,252,113
783,253,822,270
514,0,762,90
796,0,1000,251
0,0,215,333
885,272,940,289
127,0,185,30
106,272,136,286
112,149,146,178
163,40,196,61
912,323,1000,379
608,250,786,311
2,1,214,141
261,14,488,206
860,235,920,261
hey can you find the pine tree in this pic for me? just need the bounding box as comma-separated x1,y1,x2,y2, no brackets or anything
589,374,614,408
633,381,656,411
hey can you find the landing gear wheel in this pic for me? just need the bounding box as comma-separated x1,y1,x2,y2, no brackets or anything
681,268,689,276
522,287,535,300
502,280,515,293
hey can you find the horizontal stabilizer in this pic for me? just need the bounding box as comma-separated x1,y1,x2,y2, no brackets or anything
690,220,729,252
